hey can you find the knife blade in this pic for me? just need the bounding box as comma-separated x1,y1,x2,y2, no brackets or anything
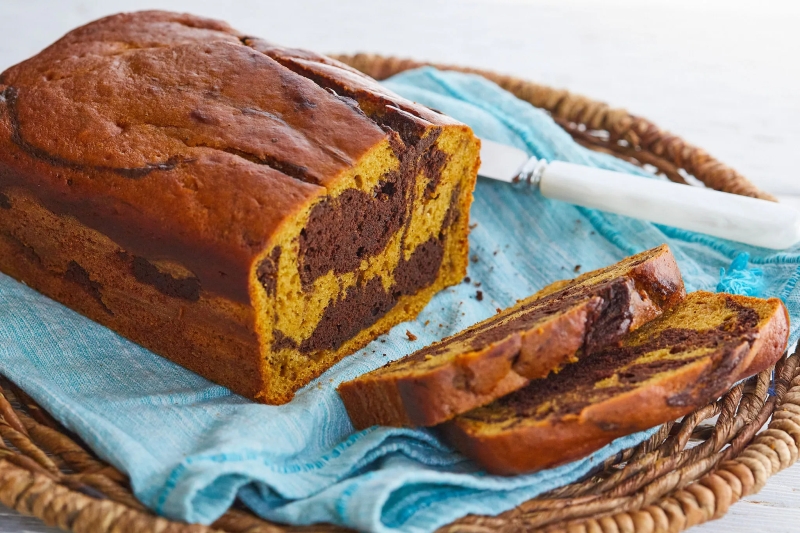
478,138,800,250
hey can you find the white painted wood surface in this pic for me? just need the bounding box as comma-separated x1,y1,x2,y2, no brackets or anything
0,1,798,531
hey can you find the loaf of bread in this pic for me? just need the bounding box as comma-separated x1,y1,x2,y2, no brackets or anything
338,245,686,428
0,11,480,403
439,291,789,475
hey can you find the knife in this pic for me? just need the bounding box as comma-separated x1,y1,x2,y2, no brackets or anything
478,138,800,250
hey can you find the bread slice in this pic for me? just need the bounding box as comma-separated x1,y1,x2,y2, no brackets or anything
338,244,686,428
439,291,789,475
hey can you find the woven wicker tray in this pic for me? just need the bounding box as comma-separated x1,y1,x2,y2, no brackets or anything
0,55,794,533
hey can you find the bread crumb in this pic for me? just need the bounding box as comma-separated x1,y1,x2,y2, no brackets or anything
471,255,479,263
469,223,478,229
424,320,430,326
574,264,581,273
406,330,417,341
463,276,471,283
474,281,481,287
476,290,483,301
496,307,502,314
438,324,443,328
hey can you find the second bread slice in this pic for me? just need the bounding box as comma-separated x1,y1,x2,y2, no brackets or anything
338,244,685,428
438,291,790,475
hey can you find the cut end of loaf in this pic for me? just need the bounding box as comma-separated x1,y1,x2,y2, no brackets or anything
252,128,479,404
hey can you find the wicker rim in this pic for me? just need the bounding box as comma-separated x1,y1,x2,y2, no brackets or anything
0,59,791,533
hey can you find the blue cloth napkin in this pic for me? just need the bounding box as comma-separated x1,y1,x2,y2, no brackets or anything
1,67,798,533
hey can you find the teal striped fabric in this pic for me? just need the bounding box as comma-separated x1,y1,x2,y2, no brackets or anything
0,67,797,533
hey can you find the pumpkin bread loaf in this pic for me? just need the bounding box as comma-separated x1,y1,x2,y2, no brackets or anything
338,245,686,428
439,291,790,475
0,11,480,403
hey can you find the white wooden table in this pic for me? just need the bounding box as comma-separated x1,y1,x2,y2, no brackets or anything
1,1,799,531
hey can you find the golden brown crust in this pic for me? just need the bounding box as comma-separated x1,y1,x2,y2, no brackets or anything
0,11,392,301
512,298,600,379
734,296,790,379
243,39,462,131
338,245,686,428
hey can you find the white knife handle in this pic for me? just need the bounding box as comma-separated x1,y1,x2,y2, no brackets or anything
539,161,800,250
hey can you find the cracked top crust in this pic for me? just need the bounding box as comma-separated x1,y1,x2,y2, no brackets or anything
0,11,456,302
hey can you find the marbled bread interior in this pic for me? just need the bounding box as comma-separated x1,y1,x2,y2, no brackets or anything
439,291,790,475
338,245,685,428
